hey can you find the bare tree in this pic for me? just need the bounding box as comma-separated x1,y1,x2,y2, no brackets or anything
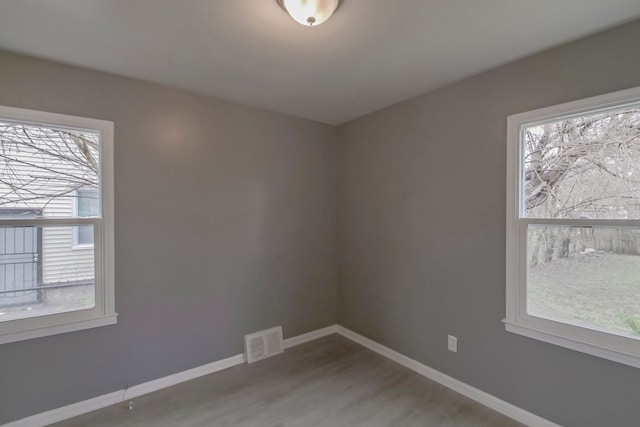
0,122,99,212
524,107,640,219
523,106,640,266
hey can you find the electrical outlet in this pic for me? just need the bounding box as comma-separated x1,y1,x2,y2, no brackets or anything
447,335,458,352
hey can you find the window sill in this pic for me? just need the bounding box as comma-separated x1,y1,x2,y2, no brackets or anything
0,313,117,345
504,319,640,369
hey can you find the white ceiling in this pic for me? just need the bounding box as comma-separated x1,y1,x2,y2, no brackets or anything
0,1,639,125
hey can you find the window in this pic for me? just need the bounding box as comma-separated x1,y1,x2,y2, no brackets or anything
0,105,115,344
506,86,640,368
73,188,100,247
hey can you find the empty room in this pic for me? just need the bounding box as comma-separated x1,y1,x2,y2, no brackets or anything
1,1,640,426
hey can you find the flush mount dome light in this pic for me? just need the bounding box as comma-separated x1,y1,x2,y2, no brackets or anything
276,0,343,27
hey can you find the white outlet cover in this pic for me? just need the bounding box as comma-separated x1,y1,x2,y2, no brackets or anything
448,335,458,352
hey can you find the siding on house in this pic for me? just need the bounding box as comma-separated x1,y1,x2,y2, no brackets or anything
42,196,94,284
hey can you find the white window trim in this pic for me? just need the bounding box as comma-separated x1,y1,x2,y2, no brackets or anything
505,85,640,369
0,105,116,345
72,188,98,249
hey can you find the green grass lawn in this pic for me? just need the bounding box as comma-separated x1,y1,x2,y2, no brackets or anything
528,253,640,337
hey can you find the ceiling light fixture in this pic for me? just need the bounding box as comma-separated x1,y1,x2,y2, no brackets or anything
276,0,343,27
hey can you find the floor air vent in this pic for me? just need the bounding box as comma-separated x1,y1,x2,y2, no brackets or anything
244,326,284,364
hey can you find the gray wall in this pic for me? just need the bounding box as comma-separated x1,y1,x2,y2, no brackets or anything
337,19,640,427
0,50,338,424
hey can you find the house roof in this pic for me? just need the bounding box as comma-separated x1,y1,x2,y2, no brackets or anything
0,0,639,125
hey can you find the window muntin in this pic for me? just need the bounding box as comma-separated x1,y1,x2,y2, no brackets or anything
506,86,640,368
0,106,115,344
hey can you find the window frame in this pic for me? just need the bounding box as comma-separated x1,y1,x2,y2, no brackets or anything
73,187,100,248
505,85,640,369
0,105,116,345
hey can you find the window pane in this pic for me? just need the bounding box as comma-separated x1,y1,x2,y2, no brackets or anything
74,188,99,246
0,121,100,218
77,188,99,218
0,225,95,322
527,225,640,338
76,225,93,246
523,104,640,219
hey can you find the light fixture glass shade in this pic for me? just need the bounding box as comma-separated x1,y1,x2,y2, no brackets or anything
278,0,342,27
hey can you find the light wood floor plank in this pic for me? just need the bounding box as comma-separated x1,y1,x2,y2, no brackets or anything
51,334,523,427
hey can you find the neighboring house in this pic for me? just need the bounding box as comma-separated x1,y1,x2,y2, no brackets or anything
41,190,97,285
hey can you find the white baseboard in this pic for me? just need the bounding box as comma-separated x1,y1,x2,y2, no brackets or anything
3,325,338,427
5,324,559,427
123,353,246,401
336,326,561,427
3,390,125,427
283,324,337,349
